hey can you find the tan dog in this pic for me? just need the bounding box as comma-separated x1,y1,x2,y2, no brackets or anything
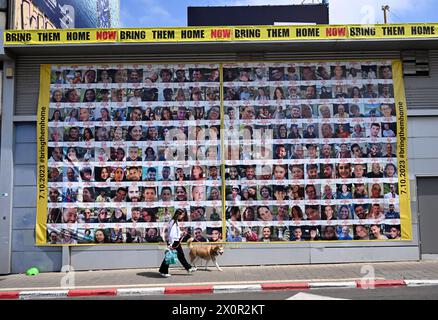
187,238,224,271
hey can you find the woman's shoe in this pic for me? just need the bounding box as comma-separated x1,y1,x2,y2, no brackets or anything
187,267,197,274
160,273,171,278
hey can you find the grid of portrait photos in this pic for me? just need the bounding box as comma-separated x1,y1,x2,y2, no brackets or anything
223,61,402,243
46,64,223,245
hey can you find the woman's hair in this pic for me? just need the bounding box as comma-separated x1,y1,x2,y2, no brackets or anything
100,166,109,179
161,107,172,120
50,109,63,121
142,209,157,222
307,124,315,131
257,87,266,97
274,87,285,99
127,126,142,141
208,187,220,200
48,208,62,223
95,166,110,182
116,146,125,155
191,165,204,179
83,127,94,140
289,124,301,138
351,86,362,98
173,208,187,221
259,186,271,197
229,206,241,219
83,89,96,102
339,183,351,192
207,106,220,119
277,124,287,137
145,126,157,139
68,108,78,118
384,163,397,176
291,206,304,219
145,146,155,156
66,147,77,160
80,167,92,180
94,229,108,243
242,207,255,221
84,70,96,82
337,205,351,219
99,107,110,120
175,186,187,201
51,90,65,103
65,89,79,102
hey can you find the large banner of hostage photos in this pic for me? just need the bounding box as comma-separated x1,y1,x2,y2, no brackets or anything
45,61,402,245
47,64,223,245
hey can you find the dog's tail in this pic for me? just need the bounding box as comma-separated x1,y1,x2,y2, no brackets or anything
186,237,194,249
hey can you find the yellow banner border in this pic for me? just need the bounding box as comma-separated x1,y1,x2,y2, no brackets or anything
392,60,412,240
220,63,227,242
36,65,51,245
4,23,438,46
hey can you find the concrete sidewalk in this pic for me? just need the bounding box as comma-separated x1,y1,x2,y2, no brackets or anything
0,261,438,295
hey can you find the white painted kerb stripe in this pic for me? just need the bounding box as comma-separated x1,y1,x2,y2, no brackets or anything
309,282,357,289
404,280,438,287
214,284,262,293
19,290,69,300
117,287,166,296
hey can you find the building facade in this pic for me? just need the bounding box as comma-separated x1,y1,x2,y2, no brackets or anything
1,25,438,274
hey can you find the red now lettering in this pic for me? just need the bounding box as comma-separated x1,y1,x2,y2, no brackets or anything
326,27,347,37
211,29,232,38
96,31,117,40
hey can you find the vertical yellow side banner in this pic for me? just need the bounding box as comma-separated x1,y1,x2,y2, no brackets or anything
392,60,412,240
36,65,51,245
220,63,227,243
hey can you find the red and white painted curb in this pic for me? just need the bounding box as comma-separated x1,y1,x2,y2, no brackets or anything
1,280,438,299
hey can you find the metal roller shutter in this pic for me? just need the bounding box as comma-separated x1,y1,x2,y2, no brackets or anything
405,50,438,110
15,60,41,116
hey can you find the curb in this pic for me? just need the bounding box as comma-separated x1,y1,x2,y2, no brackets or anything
1,280,438,299
67,289,118,297
356,279,405,289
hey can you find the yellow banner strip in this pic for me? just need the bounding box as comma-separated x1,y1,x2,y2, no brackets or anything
4,24,438,45
36,65,51,245
220,64,227,242
393,60,412,240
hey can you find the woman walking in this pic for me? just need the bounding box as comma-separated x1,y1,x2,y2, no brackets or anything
159,209,197,277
